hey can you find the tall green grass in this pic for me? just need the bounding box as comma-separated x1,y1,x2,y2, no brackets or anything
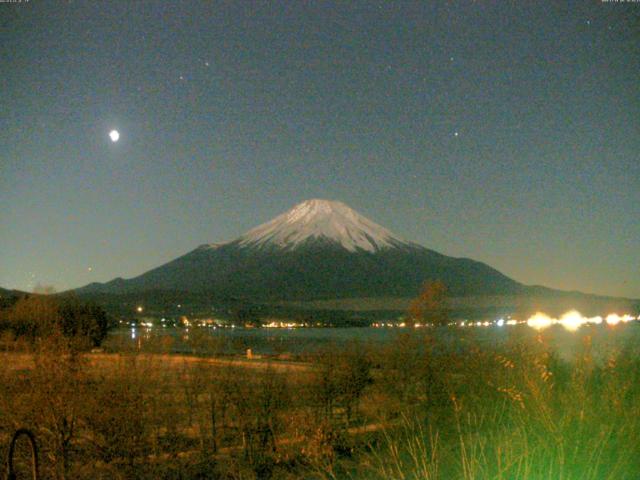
365,331,640,479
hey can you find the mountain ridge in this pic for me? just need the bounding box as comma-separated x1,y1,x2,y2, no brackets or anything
70,199,638,311
74,199,526,300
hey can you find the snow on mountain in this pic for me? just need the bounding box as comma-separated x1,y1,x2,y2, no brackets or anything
72,198,531,300
197,243,224,250
238,199,410,252
73,198,636,307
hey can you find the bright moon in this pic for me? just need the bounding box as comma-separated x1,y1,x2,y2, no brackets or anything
109,130,120,142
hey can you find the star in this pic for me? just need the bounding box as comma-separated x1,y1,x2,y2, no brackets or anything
454,131,459,137
204,61,210,67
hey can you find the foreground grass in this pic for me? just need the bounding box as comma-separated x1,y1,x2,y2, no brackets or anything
364,331,640,480
1,327,640,479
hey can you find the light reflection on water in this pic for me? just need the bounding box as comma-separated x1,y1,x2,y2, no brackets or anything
111,320,640,360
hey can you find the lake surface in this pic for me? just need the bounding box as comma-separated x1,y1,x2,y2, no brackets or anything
108,322,640,360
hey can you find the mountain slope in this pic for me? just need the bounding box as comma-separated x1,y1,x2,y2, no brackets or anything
0,287,28,297
75,199,524,300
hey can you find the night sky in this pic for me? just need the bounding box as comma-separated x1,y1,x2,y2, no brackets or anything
1,1,638,298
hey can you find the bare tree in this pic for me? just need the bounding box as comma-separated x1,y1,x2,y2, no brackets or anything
407,280,449,327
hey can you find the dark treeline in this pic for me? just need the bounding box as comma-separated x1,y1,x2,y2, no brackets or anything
0,294,111,349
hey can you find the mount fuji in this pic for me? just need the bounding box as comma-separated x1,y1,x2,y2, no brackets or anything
237,199,413,253
76,199,524,300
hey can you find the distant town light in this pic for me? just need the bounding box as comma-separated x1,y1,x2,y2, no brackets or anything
518,311,634,331
606,314,621,326
136,306,143,313
527,312,553,331
558,310,583,332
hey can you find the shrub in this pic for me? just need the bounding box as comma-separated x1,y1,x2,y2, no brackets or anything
0,296,110,349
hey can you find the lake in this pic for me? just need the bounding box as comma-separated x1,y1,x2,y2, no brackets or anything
108,321,640,361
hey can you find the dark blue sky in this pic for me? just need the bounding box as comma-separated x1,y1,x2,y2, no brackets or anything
1,1,638,298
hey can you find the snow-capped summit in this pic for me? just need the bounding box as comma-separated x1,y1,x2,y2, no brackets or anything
74,197,526,300
238,199,409,252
